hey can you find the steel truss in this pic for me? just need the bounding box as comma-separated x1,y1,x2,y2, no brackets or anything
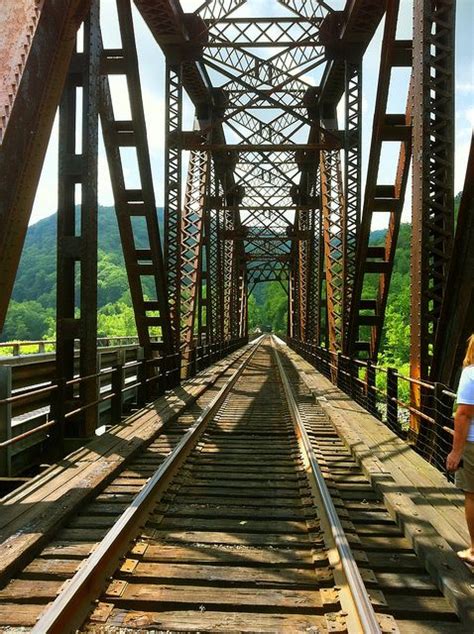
164,63,183,348
347,0,412,361
180,143,210,373
0,0,469,443
100,0,173,370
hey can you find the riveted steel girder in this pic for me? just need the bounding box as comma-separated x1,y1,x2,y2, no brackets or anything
0,0,91,332
411,0,455,391
55,3,100,438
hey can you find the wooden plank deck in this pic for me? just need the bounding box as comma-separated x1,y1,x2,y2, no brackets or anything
285,344,474,627
0,347,246,583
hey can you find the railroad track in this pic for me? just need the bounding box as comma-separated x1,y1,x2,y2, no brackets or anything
0,337,467,633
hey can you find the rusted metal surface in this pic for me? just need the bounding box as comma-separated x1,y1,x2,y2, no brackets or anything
164,62,183,348
180,144,210,374
55,3,100,439
347,1,412,361
99,0,174,372
319,126,346,353
0,0,466,456
0,0,91,332
430,135,474,387
411,0,455,433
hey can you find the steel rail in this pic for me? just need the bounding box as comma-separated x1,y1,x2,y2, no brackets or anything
31,336,264,634
272,338,382,634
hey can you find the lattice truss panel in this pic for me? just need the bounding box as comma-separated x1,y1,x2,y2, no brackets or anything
180,147,210,357
197,0,331,294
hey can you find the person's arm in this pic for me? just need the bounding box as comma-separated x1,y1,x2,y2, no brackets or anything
447,404,474,471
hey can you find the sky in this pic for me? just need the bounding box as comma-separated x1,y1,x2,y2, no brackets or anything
31,0,474,231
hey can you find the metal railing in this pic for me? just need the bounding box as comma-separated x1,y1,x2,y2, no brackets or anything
0,336,149,357
288,338,456,478
0,336,247,478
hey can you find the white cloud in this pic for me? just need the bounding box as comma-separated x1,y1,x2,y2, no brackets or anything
465,107,474,127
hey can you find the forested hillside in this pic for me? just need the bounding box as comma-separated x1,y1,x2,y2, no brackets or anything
3,207,149,341
2,196,461,370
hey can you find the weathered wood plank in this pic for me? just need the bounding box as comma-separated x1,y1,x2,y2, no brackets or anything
146,530,321,547
105,582,334,611
153,516,311,534
136,544,320,566
127,562,331,586
87,607,327,632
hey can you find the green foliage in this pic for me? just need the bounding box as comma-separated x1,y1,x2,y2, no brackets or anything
249,282,287,333
97,301,137,337
1,206,161,342
2,300,54,341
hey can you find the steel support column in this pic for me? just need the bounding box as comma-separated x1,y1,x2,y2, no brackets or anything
343,60,362,337
180,143,210,375
0,0,91,332
431,135,474,386
100,0,173,377
164,63,183,349
55,4,100,438
411,0,455,431
347,0,412,362
305,206,323,345
319,120,346,353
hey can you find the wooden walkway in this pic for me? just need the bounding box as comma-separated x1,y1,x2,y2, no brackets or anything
285,343,474,625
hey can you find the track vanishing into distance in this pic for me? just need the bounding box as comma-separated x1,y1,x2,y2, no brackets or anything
0,338,468,633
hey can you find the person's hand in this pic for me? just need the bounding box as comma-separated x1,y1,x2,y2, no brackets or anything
446,450,462,471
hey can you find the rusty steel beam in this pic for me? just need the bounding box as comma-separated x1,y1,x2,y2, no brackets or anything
164,62,183,348
430,134,474,387
55,3,100,439
99,0,174,369
411,0,455,432
317,0,385,107
0,0,91,333
133,0,211,107
319,103,346,353
180,143,210,374
343,60,362,334
347,0,412,360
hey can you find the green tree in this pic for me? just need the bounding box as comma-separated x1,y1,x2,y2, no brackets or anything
1,301,54,342
97,302,137,337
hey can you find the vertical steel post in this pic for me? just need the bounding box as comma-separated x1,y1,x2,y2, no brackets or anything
164,63,183,349
319,140,346,353
0,367,12,476
343,60,362,338
411,0,455,434
180,141,210,376
56,4,100,438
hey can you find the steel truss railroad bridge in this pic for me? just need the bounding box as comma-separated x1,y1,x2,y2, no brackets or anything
0,0,472,455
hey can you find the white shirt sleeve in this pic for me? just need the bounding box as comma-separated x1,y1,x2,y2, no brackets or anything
457,366,474,405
